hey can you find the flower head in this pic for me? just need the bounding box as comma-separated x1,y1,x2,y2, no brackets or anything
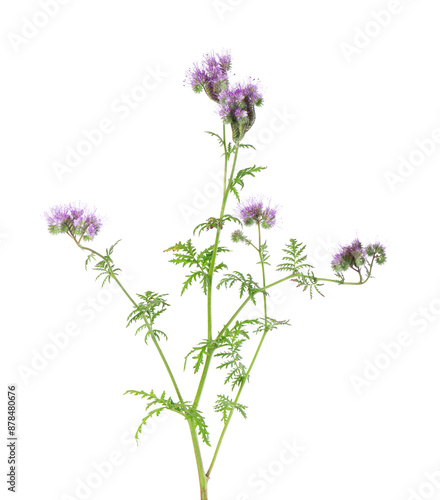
237,197,277,229
231,229,247,243
365,242,387,265
331,239,366,272
45,203,102,242
218,80,263,143
185,50,232,103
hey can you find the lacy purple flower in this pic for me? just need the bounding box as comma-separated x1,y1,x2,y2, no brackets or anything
218,80,263,143
45,203,102,242
185,50,232,103
331,239,367,272
237,198,277,229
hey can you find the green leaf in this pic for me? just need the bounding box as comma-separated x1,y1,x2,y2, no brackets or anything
214,319,258,390
126,291,169,342
293,271,325,298
254,317,290,335
124,389,211,445
225,142,235,161
184,407,211,446
277,239,324,298
238,143,256,150
184,336,228,374
166,240,198,268
229,165,266,201
167,240,230,295
214,395,248,422
84,253,96,270
193,214,242,236
89,241,122,287
181,270,206,295
205,130,224,148
217,271,262,304
276,239,311,274
257,241,270,266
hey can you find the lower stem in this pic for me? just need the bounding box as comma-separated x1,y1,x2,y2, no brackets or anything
201,484,208,500
188,420,208,499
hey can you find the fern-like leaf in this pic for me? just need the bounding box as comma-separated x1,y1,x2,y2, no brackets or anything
90,240,122,287
126,291,169,342
193,214,242,236
166,240,229,295
292,270,325,299
217,271,262,304
214,319,258,390
276,239,311,274
205,130,225,148
230,165,266,201
184,337,225,373
124,389,211,445
254,317,290,335
214,394,248,421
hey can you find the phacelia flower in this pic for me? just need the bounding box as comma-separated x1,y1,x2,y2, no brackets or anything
45,203,102,242
218,80,263,143
237,198,277,229
331,239,366,272
365,242,387,265
185,50,232,103
231,229,247,243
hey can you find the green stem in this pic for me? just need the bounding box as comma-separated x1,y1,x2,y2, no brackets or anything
257,222,268,327
221,123,228,198
207,223,269,477
207,124,229,343
193,139,240,411
206,252,378,477
80,245,185,404
190,125,235,498
207,321,268,478
80,244,209,497
212,264,375,351
188,421,208,499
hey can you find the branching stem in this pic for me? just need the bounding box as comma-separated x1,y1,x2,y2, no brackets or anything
79,244,208,496
193,133,240,411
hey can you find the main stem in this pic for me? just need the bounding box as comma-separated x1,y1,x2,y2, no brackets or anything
193,134,240,411
190,131,239,496
207,124,229,344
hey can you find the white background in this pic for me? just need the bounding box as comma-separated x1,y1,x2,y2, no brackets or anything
2,1,440,499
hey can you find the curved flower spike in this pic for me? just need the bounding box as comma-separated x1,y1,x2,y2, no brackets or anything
218,80,263,143
331,239,386,272
185,50,232,103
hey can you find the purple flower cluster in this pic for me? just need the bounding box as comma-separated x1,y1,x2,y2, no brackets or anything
237,198,277,229
186,50,263,143
185,50,232,103
218,80,263,143
45,203,102,242
331,239,386,272
331,239,366,272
